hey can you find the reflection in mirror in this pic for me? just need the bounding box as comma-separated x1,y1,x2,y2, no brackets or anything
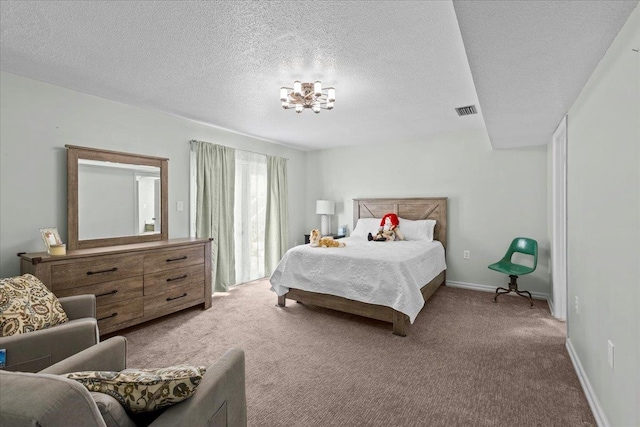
78,160,161,240
137,175,161,234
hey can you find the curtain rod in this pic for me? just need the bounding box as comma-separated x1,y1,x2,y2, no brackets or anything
189,140,288,161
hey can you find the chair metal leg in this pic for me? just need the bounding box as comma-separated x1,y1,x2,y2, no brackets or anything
515,289,534,308
493,287,511,302
493,275,534,307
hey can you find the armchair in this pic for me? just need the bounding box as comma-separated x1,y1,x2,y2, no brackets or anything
0,294,99,372
0,337,247,427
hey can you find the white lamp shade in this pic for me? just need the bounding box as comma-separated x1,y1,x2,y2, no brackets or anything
327,88,336,102
316,200,335,215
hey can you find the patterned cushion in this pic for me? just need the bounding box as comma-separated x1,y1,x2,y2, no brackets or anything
66,365,207,413
0,274,68,337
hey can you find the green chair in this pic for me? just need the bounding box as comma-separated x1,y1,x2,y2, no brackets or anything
488,237,538,307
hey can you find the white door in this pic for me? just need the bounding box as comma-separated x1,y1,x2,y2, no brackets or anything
551,116,568,320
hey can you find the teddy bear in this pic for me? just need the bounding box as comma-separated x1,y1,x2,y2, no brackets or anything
309,229,346,248
368,213,405,242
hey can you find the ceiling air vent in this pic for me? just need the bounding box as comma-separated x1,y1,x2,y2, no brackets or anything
455,105,477,116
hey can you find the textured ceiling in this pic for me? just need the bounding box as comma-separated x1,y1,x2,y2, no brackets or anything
453,0,639,149
0,1,484,151
1,1,636,151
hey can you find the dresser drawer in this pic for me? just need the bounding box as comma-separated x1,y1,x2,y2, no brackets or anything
144,264,204,296
51,255,144,291
55,277,143,307
144,246,204,274
144,281,204,319
97,297,144,331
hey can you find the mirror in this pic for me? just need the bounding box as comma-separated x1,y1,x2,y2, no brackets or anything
67,145,168,250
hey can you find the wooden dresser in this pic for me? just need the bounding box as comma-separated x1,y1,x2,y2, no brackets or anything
19,238,212,335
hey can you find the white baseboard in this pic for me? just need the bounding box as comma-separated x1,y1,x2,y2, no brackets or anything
547,296,556,317
566,338,609,427
445,280,549,301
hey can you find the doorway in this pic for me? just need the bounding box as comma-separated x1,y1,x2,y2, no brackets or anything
551,116,568,320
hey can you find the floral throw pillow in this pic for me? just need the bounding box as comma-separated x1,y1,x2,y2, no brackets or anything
66,365,207,413
0,274,68,337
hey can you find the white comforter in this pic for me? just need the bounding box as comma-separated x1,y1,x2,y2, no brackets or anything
270,237,447,323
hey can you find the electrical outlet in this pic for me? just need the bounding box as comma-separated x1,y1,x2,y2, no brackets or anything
463,250,470,260
177,201,184,212
575,296,579,315
607,340,614,370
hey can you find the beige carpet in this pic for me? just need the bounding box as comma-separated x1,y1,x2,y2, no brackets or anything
120,279,595,426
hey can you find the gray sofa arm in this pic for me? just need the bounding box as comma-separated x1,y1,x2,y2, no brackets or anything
0,370,106,427
41,336,127,375
0,318,99,372
150,348,247,427
60,294,96,320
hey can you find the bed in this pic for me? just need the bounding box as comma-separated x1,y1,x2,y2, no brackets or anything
271,197,447,336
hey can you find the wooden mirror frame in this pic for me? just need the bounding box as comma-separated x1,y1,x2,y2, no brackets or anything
66,145,169,250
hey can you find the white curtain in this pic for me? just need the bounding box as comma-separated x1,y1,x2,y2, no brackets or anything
192,140,236,293
234,151,267,284
265,155,289,276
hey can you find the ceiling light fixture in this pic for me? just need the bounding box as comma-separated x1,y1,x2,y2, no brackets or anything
280,81,335,114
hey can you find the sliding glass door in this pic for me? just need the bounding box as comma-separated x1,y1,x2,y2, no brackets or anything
234,151,267,284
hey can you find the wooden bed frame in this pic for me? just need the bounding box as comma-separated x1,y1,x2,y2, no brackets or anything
277,197,448,336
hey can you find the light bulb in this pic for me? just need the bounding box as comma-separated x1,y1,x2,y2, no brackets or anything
327,88,335,102
295,104,303,113
280,88,288,102
314,81,322,97
282,101,289,109
326,101,334,110
293,81,302,96
312,105,320,113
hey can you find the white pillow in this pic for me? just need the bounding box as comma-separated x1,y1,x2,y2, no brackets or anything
351,218,382,237
399,218,436,241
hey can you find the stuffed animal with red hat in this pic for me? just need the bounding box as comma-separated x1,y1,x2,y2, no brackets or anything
368,213,405,241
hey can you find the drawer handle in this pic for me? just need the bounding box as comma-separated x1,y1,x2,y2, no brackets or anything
166,293,187,301
166,256,187,262
96,290,118,298
87,267,118,276
166,274,188,282
98,312,118,321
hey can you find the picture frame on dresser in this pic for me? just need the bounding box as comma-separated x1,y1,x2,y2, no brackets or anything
39,227,62,251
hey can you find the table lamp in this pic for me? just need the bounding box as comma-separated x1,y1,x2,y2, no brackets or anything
316,200,335,236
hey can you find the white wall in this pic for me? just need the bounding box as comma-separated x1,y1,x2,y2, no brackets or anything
566,5,639,426
305,130,550,295
0,72,307,276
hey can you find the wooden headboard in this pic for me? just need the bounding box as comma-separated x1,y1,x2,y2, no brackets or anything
353,197,448,249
